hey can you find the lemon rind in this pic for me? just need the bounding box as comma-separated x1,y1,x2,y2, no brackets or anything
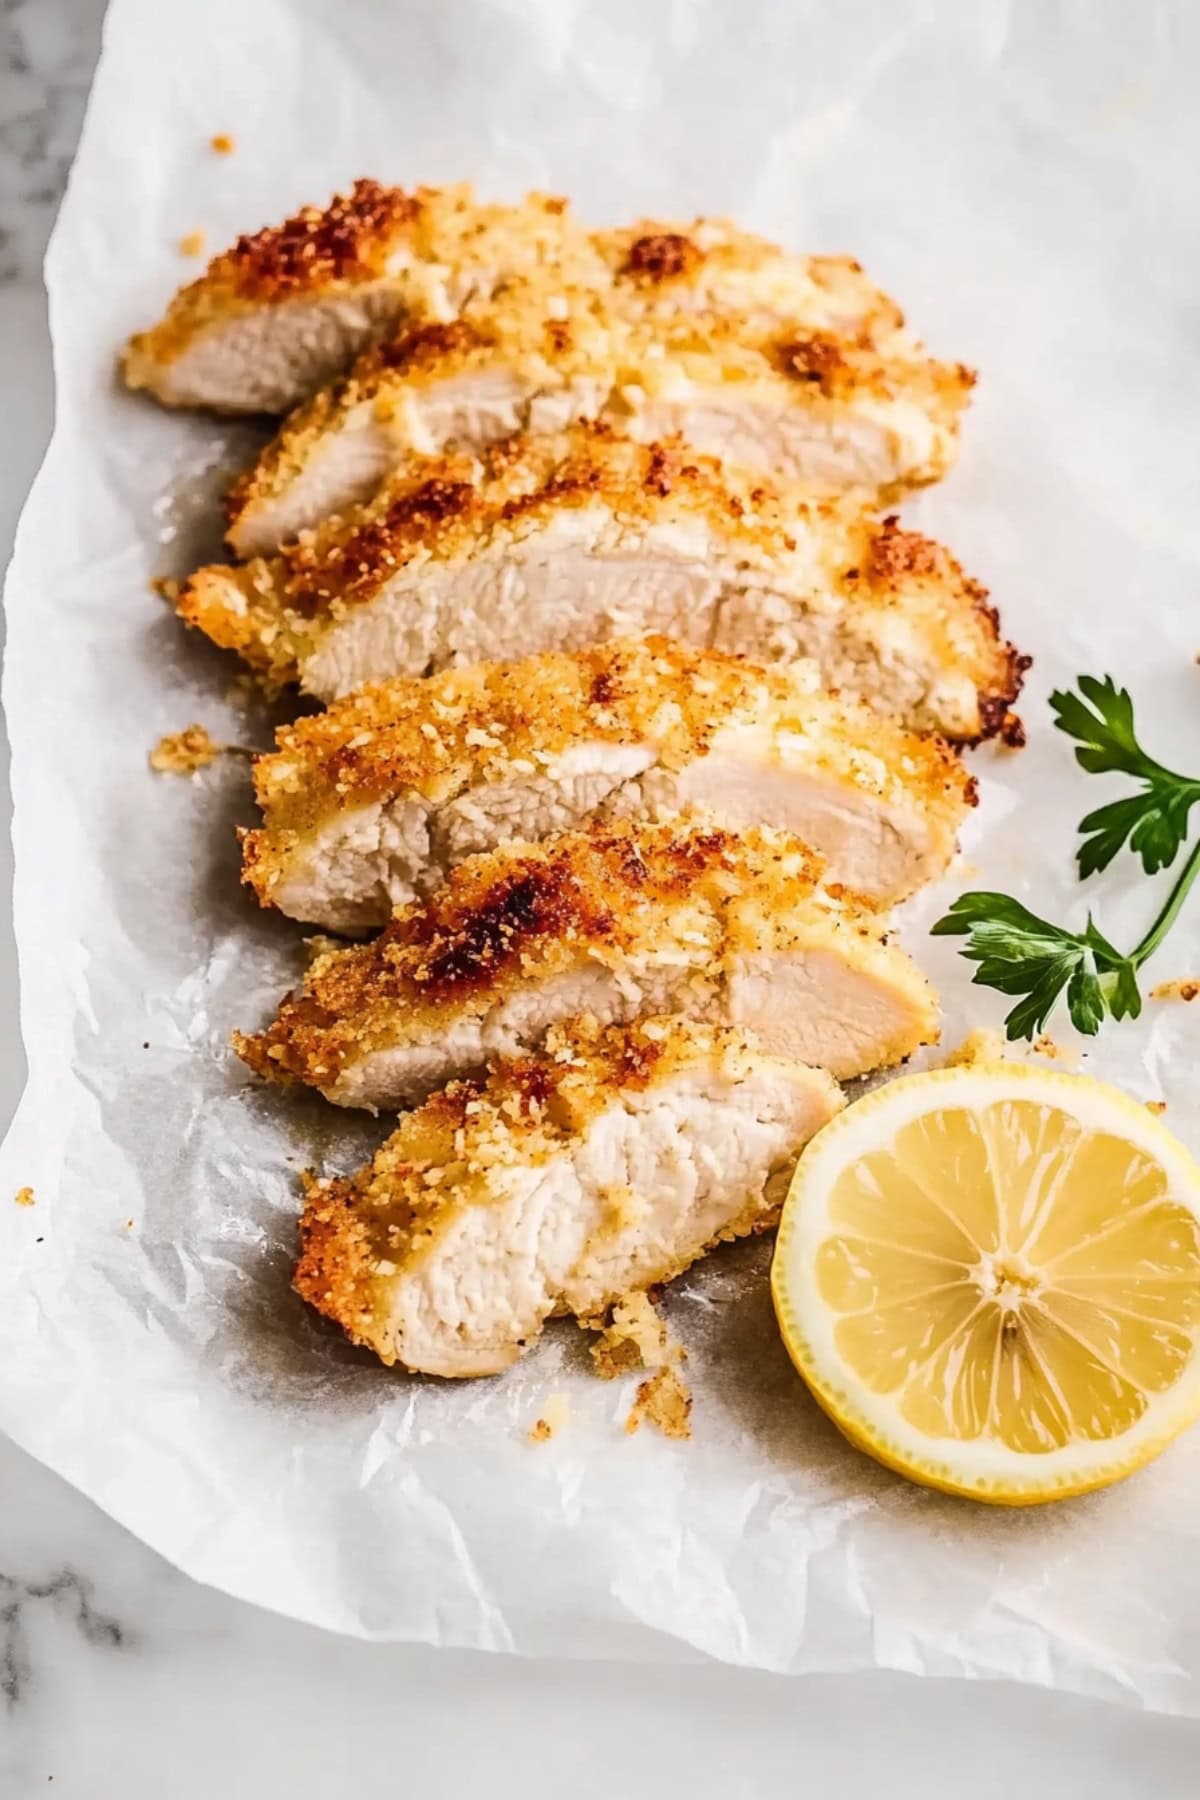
771,1062,1200,1505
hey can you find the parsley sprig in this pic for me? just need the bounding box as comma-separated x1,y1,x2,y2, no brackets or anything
933,677,1200,1040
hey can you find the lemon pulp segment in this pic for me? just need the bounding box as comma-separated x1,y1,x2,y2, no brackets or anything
772,1066,1200,1502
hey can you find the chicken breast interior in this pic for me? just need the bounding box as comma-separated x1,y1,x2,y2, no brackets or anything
235,819,938,1109
222,282,973,555
123,178,931,418
293,1014,845,1376
179,426,1024,741
243,636,975,929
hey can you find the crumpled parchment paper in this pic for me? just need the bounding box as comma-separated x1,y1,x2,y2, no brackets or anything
3,0,1200,1709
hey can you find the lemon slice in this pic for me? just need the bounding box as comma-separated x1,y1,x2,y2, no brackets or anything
771,1064,1200,1504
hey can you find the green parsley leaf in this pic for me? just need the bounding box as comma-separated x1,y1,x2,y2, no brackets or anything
934,678,1200,1043
1050,674,1200,875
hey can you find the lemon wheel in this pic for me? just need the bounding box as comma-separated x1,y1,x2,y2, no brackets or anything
771,1063,1200,1504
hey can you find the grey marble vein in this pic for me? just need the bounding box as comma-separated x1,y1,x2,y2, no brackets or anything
1,1566,126,1707
0,0,106,284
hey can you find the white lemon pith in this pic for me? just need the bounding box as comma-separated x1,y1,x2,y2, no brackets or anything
771,1064,1200,1504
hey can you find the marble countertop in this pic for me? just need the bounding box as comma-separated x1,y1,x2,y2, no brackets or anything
2,4,1199,1791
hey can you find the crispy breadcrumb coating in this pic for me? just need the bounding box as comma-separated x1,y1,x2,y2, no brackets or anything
235,817,937,1103
223,279,971,541
177,423,1023,739
123,181,936,415
240,634,975,919
293,1013,844,1373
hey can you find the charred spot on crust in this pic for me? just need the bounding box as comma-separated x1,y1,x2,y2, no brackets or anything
643,444,677,498
616,1031,665,1089
774,332,847,396
502,1057,561,1117
384,477,477,532
864,516,944,586
410,866,612,998
973,654,1033,747
621,233,703,285
278,476,479,612
227,179,421,299
588,667,618,707
376,319,483,373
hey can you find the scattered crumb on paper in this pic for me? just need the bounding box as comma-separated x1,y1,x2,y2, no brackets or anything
943,1028,1009,1068
1151,978,1200,1003
626,1367,693,1440
210,132,236,154
1146,1100,1168,1116
149,725,222,775
13,1187,35,1208
588,1292,693,1438
590,1290,677,1380
527,1393,570,1443
178,230,206,257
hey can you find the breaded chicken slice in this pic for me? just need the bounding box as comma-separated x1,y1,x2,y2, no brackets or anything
121,178,917,416
122,182,600,415
235,819,938,1109
293,1014,845,1377
242,636,975,929
223,285,973,554
179,427,1022,738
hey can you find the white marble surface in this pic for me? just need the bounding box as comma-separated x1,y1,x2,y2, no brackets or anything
2,3,1200,1791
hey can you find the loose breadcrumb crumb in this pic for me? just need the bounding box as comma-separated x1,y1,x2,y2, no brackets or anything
125,1218,135,1229
589,1293,693,1437
626,1367,693,1439
179,231,206,258
1146,1100,1168,1116
1151,978,1200,1003
13,1187,34,1208
527,1393,570,1442
943,1028,1009,1068
1032,1033,1077,1065
210,133,236,155
149,725,221,775
590,1290,679,1380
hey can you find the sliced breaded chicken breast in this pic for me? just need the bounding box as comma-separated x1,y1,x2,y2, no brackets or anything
223,286,973,554
121,177,917,416
122,182,600,415
180,427,1023,739
242,637,975,929
293,1014,845,1376
234,819,938,1109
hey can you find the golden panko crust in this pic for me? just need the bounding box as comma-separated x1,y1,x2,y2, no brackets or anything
177,423,1024,742
241,635,974,906
124,182,924,401
292,1014,819,1359
238,425,834,611
222,279,974,538
123,183,583,373
235,819,885,1093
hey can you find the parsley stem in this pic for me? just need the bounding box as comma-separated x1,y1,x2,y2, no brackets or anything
1130,836,1200,970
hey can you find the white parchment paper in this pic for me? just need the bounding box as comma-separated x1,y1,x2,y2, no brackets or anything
3,0,1200,1706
